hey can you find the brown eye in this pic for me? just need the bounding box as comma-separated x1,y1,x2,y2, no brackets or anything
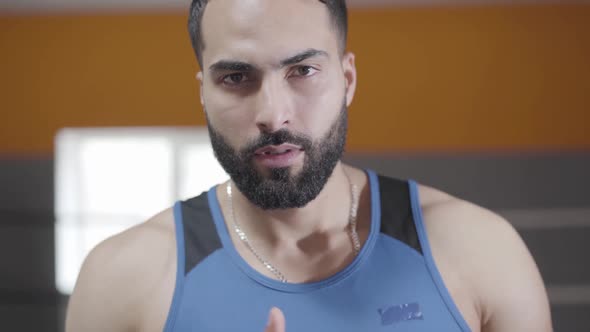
298,66,312,76
291,66,318,78
223,73,246,85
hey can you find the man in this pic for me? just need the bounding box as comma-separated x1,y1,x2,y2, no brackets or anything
66,0,553,331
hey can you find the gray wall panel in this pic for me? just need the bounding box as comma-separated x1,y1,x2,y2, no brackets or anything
0,222,56,291
0,159,54,212
0,303,61,332
344,153,590,209
520,228,590,285
551,305,590,331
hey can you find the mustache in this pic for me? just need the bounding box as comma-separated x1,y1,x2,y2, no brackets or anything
240,129,313,158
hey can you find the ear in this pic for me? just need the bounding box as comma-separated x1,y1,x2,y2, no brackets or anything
341,52,357,108
196,71,205,107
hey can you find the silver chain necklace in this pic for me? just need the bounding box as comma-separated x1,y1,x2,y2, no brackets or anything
226,172,361,283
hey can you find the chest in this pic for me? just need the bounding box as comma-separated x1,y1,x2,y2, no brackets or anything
165,237,469,332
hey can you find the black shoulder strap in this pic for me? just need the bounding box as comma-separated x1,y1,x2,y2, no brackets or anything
378,175,423,255
181,192,223,275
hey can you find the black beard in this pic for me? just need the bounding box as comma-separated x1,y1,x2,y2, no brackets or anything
207,101,348,210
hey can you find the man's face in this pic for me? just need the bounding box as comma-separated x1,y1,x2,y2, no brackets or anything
199,0,356,209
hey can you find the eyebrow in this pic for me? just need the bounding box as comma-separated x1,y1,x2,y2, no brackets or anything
208,49,329,73
279,48,329,67
209,61,257,73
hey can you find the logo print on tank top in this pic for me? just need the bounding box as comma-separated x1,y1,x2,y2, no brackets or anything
378,302,423,326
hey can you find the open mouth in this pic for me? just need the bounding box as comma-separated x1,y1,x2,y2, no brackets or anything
252,144,304,168
254,144,302,156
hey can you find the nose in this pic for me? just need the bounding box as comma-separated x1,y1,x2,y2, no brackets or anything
254,76,293,133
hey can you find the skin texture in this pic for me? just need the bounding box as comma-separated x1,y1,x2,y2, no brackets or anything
65,1,553,331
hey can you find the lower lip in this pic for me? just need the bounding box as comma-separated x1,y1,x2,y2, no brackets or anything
254,149,303,168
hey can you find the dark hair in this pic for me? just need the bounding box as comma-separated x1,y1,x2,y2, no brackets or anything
188,0,348,67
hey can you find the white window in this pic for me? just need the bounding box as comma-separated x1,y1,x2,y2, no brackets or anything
54,127,228,294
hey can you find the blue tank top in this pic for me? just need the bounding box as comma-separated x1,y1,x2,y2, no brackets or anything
163,170,471,332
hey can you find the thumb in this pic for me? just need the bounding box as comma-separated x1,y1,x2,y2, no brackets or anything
264,307,286,332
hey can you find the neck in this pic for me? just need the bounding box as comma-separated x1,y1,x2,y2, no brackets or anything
226,163,357,248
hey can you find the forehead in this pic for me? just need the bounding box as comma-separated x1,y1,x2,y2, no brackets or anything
201,0,338,67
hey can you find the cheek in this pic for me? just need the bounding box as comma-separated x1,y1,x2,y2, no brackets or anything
293,79,344,137
203,87,257,146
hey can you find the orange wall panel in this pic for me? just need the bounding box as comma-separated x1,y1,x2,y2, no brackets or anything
0,4,589,154
0,13,202,154
348,5,590,152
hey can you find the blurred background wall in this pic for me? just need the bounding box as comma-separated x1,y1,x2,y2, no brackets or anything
1,0,589,331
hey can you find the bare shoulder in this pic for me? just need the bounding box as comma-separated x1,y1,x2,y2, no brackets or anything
417,183,514,245
417,184,552,332
66,208,177,332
